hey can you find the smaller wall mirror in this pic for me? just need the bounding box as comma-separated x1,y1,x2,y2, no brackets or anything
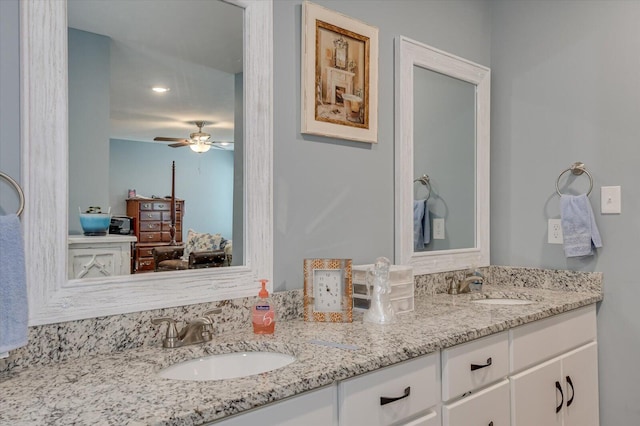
395,36,490,274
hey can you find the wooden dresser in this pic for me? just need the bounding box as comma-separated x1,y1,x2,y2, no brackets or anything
126,198,184,272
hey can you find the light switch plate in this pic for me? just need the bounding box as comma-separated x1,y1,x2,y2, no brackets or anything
601,186,621,214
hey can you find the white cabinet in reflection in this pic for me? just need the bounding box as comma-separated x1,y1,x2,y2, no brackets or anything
68,235,137,279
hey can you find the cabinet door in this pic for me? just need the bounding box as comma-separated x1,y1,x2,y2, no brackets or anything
443,379,510,426
562,342,599,426
210,385,337,426
510,357,563,426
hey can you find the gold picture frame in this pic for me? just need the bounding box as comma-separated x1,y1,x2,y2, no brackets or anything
301,2,379,143
303,258,353,323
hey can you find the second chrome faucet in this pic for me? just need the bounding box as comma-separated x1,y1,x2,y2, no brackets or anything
152,308,222,348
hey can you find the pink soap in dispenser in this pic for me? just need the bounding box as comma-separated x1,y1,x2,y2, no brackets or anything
252,279,275,334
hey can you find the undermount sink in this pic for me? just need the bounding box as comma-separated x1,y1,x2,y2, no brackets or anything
471,298,534,306
158,351,296,381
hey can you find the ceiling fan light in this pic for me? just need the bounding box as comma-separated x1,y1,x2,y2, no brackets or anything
189,141,211,153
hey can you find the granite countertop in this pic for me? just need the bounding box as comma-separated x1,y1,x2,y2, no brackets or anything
0,284,602,426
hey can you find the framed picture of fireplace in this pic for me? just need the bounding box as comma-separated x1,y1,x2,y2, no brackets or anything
301,1,379,143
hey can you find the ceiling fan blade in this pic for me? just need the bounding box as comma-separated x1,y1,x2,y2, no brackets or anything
154,137,188,142
169,141,191,148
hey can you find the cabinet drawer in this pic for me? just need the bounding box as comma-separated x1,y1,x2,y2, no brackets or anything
140,211,162,221
403,409,439,426
161,211,181,221
161,222,181,232
140,221,161,231
137,258,154,271
442,331,508,401
137,247,155,258
139,201,171,211
211,385,337,426
140,232,162,242
443,379,510,426
339,353,440,426
510,305,596,373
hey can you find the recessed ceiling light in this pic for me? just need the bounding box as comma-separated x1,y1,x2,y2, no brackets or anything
152,86,170,93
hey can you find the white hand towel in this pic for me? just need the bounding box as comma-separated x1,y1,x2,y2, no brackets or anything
0,214,28,354
560,194,602,257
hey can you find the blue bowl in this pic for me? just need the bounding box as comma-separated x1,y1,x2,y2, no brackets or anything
79,213,111,236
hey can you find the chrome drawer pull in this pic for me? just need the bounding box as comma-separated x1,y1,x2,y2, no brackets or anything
380,386,410,406
470,357,492,371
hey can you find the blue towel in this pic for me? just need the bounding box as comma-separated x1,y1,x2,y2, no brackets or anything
560,194,602,257
0,214,28,355
413,200,430,249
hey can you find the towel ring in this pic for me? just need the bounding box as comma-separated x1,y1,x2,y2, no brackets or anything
556,162,593,197
0,171,25,217
414,174,431,201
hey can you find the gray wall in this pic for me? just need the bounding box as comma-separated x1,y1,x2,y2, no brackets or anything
68,28,111,232
0,0,21,215
273,0,491,291
489,1,640,424
109,139,235,239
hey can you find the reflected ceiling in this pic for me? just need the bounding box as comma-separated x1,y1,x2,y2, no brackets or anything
67,0,242,144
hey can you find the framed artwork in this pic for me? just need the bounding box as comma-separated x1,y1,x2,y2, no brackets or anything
301,2,379,143
303,258,353,323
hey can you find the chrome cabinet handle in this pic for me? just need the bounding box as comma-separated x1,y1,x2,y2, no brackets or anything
556,381,564,413
471,357,492,371
380,386,410,406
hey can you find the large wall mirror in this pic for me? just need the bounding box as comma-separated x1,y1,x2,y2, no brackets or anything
394,36,490,274
66,0,244,276
20,0,272,325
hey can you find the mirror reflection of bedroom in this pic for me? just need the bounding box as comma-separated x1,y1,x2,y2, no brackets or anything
66,0,243,279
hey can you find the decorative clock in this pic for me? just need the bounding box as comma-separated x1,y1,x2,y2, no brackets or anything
303,258,353,323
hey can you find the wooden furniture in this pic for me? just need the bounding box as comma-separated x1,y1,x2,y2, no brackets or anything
126,198,184,272
152,246,227,271
67,235,137,279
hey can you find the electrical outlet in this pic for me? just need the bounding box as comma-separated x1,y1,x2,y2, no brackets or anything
433,218,445,240
548,219,563,244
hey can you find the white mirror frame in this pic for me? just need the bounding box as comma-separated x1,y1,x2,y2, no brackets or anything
394,36,490,274
20,0,273,325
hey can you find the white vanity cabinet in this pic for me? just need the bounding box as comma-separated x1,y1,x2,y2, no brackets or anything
210,385,338,426
338,352,441,426
208,305,599,426
67,235,136,279
509,305,599,426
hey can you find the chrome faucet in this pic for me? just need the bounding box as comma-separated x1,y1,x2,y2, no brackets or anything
447,274,485,295
152,308,222,348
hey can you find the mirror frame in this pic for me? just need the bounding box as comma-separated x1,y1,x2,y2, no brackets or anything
20,0,273,325
394,36,490,274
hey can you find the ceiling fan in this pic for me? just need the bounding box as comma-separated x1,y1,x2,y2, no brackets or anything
154,121,233,153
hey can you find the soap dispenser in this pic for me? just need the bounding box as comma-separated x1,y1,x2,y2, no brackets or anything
252,279,275,334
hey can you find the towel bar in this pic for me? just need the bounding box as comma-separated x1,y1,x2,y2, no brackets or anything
414,174,431,201
0,171,25,216
556,162,593,197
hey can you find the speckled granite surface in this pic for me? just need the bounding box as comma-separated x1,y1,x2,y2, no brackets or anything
0,267,602,426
